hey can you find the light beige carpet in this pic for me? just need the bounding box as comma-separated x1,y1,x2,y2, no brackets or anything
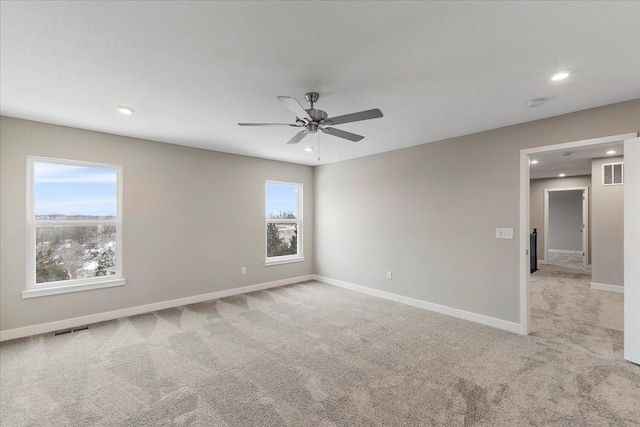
546,252,590,271
1,265,638,426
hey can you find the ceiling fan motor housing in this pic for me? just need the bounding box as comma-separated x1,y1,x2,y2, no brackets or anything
304,108,328,133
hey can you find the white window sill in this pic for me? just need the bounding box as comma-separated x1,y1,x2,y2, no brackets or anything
264,256,305,267
22,278,125,299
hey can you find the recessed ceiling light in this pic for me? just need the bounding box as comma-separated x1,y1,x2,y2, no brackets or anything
559,173,566,177
551,71,570,81
530,160,539,164
116,106,135,115
607,150,617,155
304,147,314,152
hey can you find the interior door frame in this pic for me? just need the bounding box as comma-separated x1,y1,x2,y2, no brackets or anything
543,187,589,268
519,132,637,339
624,137,640,365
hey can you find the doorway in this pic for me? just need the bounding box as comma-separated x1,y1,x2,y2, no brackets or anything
519,133,640,365
544,187,589,269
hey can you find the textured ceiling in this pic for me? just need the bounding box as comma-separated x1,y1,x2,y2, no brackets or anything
1,1,639,165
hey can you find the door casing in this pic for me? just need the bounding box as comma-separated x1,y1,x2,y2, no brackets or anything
519,132,638,366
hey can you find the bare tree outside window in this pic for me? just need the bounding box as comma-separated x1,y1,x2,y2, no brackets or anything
265,182,302,263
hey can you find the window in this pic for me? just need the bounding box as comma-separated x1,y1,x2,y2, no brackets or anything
24,157,124,298
602,162,624,185
265,181,303,265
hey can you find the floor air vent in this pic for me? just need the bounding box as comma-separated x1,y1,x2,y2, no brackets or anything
54,326,89,336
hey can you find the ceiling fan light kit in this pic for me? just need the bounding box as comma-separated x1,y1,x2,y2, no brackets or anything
238,92,383,145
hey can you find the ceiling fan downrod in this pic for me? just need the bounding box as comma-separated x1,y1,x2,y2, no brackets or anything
305,92,319,109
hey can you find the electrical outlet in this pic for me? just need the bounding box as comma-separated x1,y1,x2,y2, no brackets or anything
241,267,246,275
387,271,392,280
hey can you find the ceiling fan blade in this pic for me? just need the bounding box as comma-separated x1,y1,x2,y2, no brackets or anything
238,123,299,126
286,130,308,145
324,108,383,126
277,96,312,121
321,127,364,142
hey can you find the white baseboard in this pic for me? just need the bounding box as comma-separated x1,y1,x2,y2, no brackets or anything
549,249,583,254
312,275,521,335
590,282,624,293
0,275,313,342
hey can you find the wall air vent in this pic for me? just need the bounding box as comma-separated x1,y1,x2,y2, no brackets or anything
602,162,623,186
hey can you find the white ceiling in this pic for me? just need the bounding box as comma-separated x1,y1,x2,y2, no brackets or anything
1,1,639,166
529,142,624,180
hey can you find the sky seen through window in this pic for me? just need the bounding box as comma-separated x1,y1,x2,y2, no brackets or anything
265,183,298,218
34,162,117,217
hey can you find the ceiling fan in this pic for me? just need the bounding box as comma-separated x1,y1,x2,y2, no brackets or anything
238,92,383,144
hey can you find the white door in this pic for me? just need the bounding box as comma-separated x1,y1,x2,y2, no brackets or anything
624,137,640,365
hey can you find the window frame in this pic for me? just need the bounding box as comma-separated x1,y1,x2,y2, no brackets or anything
24,156,125,298
264,180,304,266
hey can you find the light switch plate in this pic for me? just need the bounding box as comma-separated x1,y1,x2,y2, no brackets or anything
496,228,514,239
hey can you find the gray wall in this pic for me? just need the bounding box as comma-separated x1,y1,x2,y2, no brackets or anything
548,190,584,252
591,155,624,287
530,175,591,261
315,100,639,324
0,117,314,331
